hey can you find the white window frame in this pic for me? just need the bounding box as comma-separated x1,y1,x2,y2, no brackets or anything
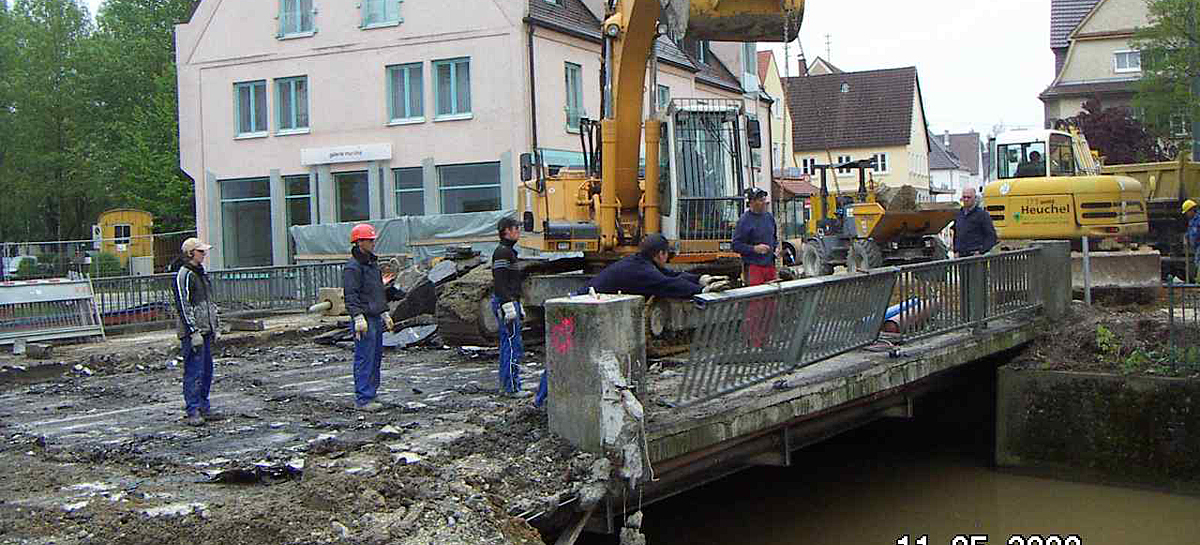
1113,50,1141,73
772,143,782,170
656,84,670,110
801,157,816,175
275,76,309,134
565,62,584,133
872,152,889,174
433,57,472,121
113,224,132,245
387,62,424,124
361,0,402,29
234,80,269,138
836,154,853,176
277,0,315,39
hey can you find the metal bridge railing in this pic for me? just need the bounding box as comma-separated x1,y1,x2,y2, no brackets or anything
675,268,898,406
673,248,1045,406
90,262,343,331
884,249,1042,344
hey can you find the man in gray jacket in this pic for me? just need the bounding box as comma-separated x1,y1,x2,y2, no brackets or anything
172,237,221,427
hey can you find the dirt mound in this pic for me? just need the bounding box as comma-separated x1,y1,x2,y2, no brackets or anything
877,185,918,211
1010,303,1200,377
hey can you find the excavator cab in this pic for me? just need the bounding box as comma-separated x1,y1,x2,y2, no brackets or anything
519,97,758,270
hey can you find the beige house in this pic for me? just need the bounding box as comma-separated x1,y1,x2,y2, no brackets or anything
1041,0,1147,127
785,66,935,200
758,50,795,172
175,0,764,268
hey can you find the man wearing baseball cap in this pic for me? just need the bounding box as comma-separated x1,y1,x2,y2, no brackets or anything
172,237,221,427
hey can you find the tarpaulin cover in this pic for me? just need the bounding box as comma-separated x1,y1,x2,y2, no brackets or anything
289,210,580,263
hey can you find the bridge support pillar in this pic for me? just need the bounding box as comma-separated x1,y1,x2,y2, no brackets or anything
544,293,646,454
1031,240,1071,320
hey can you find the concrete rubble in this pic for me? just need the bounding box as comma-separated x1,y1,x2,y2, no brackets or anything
0,314,610,545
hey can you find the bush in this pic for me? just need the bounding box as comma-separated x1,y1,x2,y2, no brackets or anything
89,252,124,278
15,257,42,279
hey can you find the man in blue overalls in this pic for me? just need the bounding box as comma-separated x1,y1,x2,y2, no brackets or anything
492,217,544,402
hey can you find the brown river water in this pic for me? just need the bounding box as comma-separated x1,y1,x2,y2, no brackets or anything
581,369,1200,545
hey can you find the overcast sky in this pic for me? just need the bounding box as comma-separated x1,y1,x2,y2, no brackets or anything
81,0,1050,136
761,0,1052,136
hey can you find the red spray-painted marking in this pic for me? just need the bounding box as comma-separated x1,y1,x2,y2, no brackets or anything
550,316,575,354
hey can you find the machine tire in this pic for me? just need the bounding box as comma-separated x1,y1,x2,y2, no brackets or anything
782,242,798,267
851,239,884,270
801,240,834,277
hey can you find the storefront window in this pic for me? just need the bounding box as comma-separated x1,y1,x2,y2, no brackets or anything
220,178,272,268
438,162,500,214
336,171,369,222
394,167,424,216
285,175,311,261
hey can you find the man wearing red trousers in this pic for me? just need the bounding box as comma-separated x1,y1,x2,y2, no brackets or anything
732,188,778,347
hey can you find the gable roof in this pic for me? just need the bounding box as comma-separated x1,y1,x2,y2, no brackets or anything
785,66,920,152
947,132,981,175
807,56,843,75
526,0,698,73
928,131,962,171
757,50,773,82
1050,0,1102,49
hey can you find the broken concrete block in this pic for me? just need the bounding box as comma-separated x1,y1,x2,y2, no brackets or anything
376,425,404,440
24,343,53,359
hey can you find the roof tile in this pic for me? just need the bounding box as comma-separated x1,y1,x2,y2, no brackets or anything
785,67,919,152
1050,0,1102,49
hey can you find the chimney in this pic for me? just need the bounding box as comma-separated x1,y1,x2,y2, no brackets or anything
797,52,808,76
943,130,950,147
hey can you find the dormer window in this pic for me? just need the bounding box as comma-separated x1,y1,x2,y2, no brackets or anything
840,82,850,93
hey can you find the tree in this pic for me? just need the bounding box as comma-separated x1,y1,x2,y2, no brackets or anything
86,0,196,232
1065,99,1172,165
1132,0,1200,141
2,0,99,241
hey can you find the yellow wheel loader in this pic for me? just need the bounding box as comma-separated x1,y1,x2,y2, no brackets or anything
434,0,806,345
984,129,1159,291
784,159,956,277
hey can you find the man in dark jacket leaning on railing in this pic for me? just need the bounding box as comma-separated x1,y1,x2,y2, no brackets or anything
953,186,997,257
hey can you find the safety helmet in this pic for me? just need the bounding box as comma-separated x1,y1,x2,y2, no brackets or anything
1183,199,1197,215
350,223,377,243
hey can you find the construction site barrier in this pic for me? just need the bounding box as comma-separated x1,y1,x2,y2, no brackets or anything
0,278,106,345
90,262,343,332
674,248,1045,406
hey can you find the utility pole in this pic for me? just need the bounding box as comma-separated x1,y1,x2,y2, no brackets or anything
824,33,831,61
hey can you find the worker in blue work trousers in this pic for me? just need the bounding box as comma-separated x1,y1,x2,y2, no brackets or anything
343,223,402,412
172,237,221,427
1185,199,1199,279
492,217,545,403
583,234,729,298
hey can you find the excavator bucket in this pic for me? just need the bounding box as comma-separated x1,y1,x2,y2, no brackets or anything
671,0,804,42
1070,249,1162,291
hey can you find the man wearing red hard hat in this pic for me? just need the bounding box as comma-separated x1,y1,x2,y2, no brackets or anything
343,223,402,412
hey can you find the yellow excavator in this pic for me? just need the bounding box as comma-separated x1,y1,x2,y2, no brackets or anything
436,0,805,344
984,129,1160,291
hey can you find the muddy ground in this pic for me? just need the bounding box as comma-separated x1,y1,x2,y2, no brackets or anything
1010,298,1200,378
0,320,601,545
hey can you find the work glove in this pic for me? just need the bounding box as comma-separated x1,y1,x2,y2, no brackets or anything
778,267,797,281
190,331,204,348
701,280,731,293
698,275,729,287
501,301,520,322
383,313,394,332
353,315,368,340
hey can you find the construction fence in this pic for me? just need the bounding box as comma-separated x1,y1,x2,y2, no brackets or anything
1,231,196,281
89,262,342,333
